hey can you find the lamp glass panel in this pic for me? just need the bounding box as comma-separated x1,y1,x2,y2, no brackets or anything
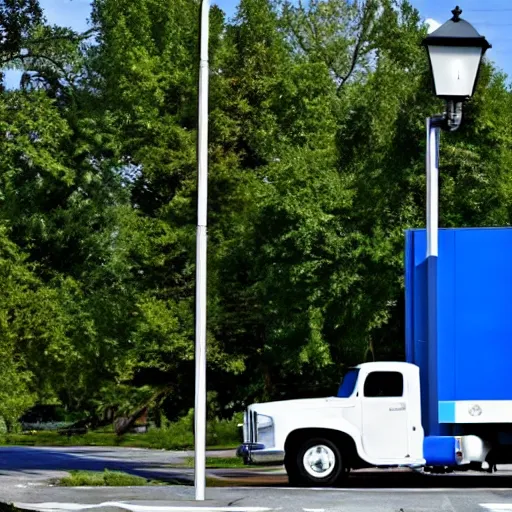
428,45,482,97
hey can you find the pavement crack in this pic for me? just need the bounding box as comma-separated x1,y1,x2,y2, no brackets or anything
228,497,245,507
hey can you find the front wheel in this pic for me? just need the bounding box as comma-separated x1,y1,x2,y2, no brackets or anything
286,437,346,487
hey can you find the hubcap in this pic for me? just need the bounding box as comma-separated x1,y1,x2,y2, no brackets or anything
303,444,336,478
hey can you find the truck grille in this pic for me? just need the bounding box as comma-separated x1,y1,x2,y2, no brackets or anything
246,408,257,443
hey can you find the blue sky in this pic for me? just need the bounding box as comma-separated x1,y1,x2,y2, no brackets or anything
4,0,511,87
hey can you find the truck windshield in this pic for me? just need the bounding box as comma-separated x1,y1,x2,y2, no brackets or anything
337,369,359,398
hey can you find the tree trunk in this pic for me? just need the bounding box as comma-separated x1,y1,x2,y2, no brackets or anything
114,387,171,436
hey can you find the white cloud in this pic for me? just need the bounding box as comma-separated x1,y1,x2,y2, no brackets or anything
425,18,441,34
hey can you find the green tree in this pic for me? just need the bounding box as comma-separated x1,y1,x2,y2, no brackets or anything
1,0,510,424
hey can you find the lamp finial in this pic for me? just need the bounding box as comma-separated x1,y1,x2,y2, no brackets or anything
451,6,462,22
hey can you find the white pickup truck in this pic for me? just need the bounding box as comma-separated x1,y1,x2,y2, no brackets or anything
236,361,491,486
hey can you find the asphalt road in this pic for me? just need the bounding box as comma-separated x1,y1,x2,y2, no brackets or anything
0,446,512,511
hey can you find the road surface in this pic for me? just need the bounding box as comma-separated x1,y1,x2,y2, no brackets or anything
0,446,511,511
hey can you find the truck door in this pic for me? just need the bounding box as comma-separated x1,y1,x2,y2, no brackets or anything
361,370,409,460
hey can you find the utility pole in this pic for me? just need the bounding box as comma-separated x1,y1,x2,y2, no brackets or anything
194,0,209,502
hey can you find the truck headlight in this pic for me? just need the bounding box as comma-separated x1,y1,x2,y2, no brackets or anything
257,414,274,447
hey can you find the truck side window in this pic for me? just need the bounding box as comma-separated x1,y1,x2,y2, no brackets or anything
363,371,403,398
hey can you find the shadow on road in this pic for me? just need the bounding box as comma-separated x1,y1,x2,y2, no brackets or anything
212,469,512,489
0,447,510,489
0,447,191,485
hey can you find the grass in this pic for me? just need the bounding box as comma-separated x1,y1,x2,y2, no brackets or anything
183,456,246,469
0,431,240,450
59,469,160,487
0,411,242,450
0,431,174,449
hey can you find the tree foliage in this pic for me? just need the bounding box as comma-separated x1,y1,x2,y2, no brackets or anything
0,0,510,424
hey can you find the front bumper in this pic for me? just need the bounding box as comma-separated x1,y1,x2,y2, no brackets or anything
236,443,285,465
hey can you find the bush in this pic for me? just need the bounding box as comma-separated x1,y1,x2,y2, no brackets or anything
206,412,243,447
0,410,243,450
137,409,242,449
141,410,195,449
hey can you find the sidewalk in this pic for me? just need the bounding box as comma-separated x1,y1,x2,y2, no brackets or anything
7,482,512,512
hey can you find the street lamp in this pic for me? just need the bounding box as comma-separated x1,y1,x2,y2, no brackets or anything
420,6,490,437
423,5,491,131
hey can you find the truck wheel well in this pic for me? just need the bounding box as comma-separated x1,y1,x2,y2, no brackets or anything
284,428,363,469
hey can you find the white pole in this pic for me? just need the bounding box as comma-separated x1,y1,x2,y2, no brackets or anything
426,116,440,436
426,117,439,258
195,0,209,501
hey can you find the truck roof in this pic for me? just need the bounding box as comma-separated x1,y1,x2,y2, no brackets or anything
354,361,417,371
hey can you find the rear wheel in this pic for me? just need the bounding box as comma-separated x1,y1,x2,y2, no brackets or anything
286,437,346,487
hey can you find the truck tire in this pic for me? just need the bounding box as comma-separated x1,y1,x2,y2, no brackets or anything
286,437,346,487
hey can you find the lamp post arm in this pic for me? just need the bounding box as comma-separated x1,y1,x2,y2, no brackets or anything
430,114,446,130
430,100,463,132
445,101,462,131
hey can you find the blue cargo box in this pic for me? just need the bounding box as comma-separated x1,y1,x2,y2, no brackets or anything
405,228,512,431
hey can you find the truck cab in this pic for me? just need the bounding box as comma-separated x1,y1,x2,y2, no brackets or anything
237,361,425,486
